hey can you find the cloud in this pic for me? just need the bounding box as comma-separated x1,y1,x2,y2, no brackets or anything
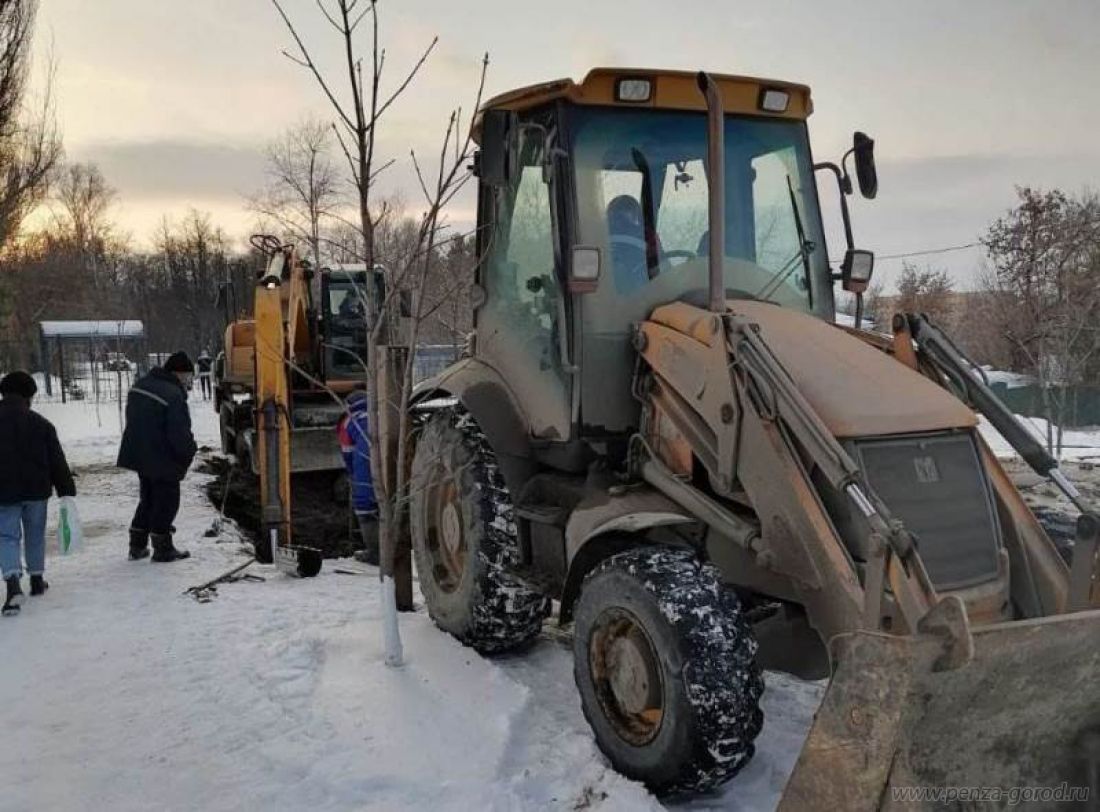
68,139,267,201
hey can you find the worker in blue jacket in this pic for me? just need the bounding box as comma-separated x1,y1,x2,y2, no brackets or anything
337,390,379,565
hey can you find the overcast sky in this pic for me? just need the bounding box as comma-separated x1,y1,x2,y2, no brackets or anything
34,0,1100,290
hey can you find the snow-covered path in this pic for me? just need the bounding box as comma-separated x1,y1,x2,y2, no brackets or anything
0,400,820,811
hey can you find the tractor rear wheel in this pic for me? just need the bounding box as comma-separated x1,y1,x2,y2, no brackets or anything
410,407,550,653
573,546,764,795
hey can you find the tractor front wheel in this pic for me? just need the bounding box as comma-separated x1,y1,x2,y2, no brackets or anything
573,546,764,795
410,407,550,653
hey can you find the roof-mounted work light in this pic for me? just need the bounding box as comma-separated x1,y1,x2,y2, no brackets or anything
616,78,652,103
759,88,790,113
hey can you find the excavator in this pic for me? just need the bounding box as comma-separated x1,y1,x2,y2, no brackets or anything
218,236,379,575
404,68,1100,807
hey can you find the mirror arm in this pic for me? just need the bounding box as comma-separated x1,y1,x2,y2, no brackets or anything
813,161,855,250
839,147,856,194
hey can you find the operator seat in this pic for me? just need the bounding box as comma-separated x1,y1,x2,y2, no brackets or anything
607,195,649,293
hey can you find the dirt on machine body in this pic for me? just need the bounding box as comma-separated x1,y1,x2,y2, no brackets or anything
401,67,1100,807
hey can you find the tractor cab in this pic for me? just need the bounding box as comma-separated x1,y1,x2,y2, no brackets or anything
318,266,384,384
468,68,874,446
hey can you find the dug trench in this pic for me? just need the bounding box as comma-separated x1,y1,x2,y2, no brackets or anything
199,454,365,559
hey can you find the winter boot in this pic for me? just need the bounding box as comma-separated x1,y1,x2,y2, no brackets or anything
2,576,23,616
353,513,380,566
29,575,48,596
128,528,150,560
151,533,191,563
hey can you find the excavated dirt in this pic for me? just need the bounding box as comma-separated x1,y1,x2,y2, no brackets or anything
200,454,363,559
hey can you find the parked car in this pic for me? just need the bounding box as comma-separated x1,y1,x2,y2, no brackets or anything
104,352,131,372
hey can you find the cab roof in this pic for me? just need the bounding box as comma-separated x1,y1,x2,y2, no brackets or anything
479,67,813,123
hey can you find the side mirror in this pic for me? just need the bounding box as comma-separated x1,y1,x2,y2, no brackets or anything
477,109,517,188
569,246,601,294
841,249,875,293
852,131,877,199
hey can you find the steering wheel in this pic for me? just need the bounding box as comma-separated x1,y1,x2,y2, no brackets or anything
249,234,284,255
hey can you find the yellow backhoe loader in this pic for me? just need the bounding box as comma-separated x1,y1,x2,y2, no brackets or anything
218,237,379,574
404,68,1100,807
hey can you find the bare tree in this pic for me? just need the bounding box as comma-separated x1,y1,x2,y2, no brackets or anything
894,263,955,326
953,271,1015,371
52,162,117,289
273,0,487,665
0,0,61,252
982,187,1100,455
248,118,342,269
156,210,232,354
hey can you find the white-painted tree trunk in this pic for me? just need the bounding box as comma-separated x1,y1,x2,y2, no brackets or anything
381,575,404,666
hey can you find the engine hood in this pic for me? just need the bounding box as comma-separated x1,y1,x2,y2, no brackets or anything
732,301,976,437
649,300,977,438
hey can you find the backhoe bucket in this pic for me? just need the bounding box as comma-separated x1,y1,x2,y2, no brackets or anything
779,610,1100,810
244,426,344,475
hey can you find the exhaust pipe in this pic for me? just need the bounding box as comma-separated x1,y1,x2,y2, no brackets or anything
697,71,725,314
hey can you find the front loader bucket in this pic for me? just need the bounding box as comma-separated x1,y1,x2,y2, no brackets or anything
779,610,1100,810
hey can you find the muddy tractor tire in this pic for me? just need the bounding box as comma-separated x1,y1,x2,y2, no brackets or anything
573,547,764,796
218,402,235,456
410,407,550,653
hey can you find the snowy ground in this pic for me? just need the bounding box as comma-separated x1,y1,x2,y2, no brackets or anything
979,414,1100,462
0,400,823,812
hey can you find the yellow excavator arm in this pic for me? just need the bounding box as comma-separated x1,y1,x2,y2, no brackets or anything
251,247,322,577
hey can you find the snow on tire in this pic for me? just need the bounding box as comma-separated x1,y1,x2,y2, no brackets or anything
573,546,764,796
410,407,550,654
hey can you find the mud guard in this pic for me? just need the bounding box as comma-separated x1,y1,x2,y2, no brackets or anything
780,609,1100,810
411,357,535,497
559,486,697,622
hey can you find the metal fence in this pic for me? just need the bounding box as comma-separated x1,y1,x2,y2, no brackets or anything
2,340,464,403
992,383,1100,428
1,340,126,403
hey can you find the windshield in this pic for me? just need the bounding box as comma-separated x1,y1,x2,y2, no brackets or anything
324,279,370,380
569,107,831,322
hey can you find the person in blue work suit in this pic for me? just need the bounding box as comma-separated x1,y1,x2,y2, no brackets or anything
337,390,379,565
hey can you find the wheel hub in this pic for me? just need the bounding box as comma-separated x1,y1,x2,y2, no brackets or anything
606,635,652,715
441,502,461,555
423,469,467,593
590,608,665,745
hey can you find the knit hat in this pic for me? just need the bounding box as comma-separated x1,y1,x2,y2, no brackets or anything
163,351,195,374
0,370,38,398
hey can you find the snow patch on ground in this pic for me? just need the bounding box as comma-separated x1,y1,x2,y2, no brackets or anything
978,413,1100,461
0,400,819,811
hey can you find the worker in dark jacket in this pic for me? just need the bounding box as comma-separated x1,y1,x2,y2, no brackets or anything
117,352,197,563
0,371,76,616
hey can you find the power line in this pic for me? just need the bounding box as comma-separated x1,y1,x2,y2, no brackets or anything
876,242,981,261
828,241,982,266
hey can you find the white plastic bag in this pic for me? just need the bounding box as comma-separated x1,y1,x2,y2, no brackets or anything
57,496,84,555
